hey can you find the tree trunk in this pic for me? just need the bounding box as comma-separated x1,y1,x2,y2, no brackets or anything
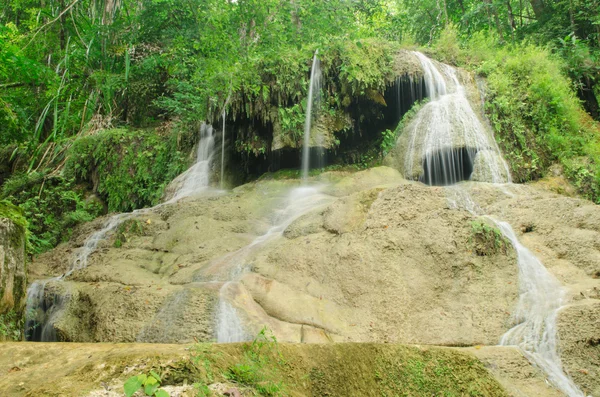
506,1,516,40
579,77,600,120
59,0,66,50
529,0,546,20
484,0,504,40
442,0,449,25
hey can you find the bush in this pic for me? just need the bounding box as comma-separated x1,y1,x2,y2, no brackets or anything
65,128,190,212
1,172,103,254
450,32,600,203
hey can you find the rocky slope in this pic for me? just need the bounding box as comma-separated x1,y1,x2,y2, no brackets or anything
25,166,600,395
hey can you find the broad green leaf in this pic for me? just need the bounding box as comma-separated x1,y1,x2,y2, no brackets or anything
150,370,162,382
124,375,143,397
145,376,158,386
145,383,159,395
154,389,170,397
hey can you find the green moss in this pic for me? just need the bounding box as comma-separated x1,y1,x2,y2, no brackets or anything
113,219,145,248
0,199,27,233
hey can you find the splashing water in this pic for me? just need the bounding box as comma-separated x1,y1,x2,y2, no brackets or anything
495,220,585,397
404,52,510,185
25,123,218,341
302,50,322,180
169,123,216,202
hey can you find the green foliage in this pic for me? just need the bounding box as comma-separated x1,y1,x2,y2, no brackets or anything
65,128,188,212
458,32,600,202
1,172,103,254
469,220,510,256
380,129,396,156
0,309,23,341
124,371,169,397
225,327,285,396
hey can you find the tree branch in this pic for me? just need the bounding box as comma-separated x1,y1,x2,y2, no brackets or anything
20,0,81,52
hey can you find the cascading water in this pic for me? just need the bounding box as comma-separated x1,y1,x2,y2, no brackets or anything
214,185,331,342
301,50,322,180
406,51,584,396
221,110,226,189
168,123,216,202
403,51,510,185
495,220,585,397
24,123,218,341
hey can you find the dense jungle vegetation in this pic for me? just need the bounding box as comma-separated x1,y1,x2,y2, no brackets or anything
1,0,599,254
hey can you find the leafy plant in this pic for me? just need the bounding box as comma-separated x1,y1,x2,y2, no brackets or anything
469,220,510,256
225,327,286,396
124,371,170,397
1,172,103,254
0,310,23,341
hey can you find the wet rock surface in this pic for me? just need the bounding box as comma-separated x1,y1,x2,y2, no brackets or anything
25,167,600,395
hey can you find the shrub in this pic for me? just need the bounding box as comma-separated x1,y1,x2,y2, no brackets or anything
65,128,189,212
1,172,103,254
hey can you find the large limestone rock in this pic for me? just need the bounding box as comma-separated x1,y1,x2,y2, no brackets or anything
26,167,600,395
0,213,27,321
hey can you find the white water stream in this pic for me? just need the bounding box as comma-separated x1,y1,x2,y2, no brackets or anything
25,123,218,341
301,50,322,180
407,51,583,396
496,221,585,397
404,52,510,185
214,185,331,342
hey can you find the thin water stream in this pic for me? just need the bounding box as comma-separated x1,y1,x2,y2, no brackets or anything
301,50,322,179
214,185,332,342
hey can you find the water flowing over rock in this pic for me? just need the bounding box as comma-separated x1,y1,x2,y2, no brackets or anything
24,123,220,341
496,220,584,397
302,50,323,179
389,52,511,185
164,123,217,202
393,52,589,396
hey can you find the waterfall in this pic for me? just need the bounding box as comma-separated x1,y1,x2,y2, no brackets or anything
395,74,426,117
220,111,226,189
496,221,584,397
406,52,583,396
403,52,510,185
24,123,217,341
301,50,322,180
169,123,216,202
215,283,247,343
